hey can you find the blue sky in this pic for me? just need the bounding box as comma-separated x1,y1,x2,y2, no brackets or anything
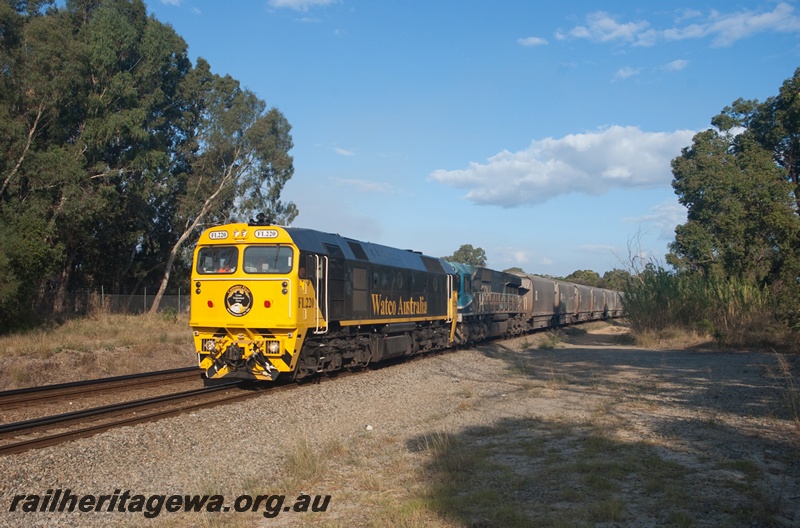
146,0,800,277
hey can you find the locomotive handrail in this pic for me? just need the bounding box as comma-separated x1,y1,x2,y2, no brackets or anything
446,274,453,323
476,292,523,313
313,254,329,335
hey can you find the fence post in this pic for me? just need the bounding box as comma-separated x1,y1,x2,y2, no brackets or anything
144,287,147,313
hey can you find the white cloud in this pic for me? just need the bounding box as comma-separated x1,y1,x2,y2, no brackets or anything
625,200,687,240
517,36,548,47
557,11,649,43
334,147,355,156
267,0,336,11
663,59,689,71
613,66,640,81
704,2,800,46
493,247,532,267
430,126,695,207
558,3,800,47
335,178,394,194
160,0,181,5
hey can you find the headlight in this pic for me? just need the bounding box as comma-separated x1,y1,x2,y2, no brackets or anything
267,341,280,354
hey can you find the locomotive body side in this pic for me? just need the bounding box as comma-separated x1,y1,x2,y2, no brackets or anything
190,223,624,382
449,263,528,343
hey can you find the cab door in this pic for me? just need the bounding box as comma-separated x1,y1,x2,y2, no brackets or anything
303,253,329,334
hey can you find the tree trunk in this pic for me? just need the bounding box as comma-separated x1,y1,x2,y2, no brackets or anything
52,248,75,315
148,152,239,313
148,240,182,314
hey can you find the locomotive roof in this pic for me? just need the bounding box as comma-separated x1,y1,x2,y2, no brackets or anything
448,261,523,287
285,227,453,274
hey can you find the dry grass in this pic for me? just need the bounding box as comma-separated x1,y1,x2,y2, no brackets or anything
537,330,562,350
769,352,800,435
0,312,195,390
631,327,714,350
196,354,793,527
631,322,798,352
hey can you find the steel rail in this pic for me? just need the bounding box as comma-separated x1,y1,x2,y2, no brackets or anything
0,383,239,438
0,367,202,409
0,382,261,456
0,368,362,456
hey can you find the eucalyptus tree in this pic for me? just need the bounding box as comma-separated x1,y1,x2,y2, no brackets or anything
0,0,297,326
600,269,631,291
712,69,800,215
564,269,602,287
148,59,297,312
667,68,800,320
443,244,487,267
669,128,796,281
0,0,93,321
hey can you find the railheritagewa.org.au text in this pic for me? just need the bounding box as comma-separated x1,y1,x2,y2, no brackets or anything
8,489,331,519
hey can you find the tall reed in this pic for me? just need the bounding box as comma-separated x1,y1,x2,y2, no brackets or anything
623,266,783,347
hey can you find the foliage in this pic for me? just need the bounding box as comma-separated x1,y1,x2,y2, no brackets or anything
600,269,631,291
623,264,787,348
444,244,486,267
0,0,296,328
501,265,630,291
561,269,630,290
668,129,798,283
667,67,800,331
564,269,601,287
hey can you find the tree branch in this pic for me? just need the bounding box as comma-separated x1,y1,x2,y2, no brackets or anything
0,101,44,198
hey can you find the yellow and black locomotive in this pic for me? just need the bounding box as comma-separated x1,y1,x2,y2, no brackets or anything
191,221,624,383
190,222,459,382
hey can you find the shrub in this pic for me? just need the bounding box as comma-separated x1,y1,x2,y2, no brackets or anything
623,265,794,348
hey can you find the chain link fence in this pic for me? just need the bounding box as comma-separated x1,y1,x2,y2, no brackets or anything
64,288,190,315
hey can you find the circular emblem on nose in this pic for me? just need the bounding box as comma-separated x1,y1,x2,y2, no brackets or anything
225,285,253,316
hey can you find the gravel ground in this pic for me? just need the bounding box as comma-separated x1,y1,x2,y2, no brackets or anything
1,323,798,527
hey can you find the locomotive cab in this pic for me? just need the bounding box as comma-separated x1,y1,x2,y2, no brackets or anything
190,224,318,382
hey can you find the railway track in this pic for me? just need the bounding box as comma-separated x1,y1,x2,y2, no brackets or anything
0,366,202,409
0,323,611,457
0,355,377,456
0,368,275,456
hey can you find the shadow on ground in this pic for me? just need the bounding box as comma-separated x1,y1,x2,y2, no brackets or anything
408,333,799,527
